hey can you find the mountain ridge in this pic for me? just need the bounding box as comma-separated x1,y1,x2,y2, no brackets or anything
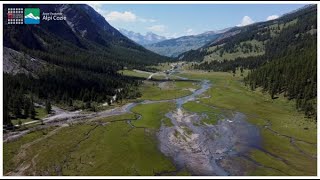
177,4,317,62
144,29,232,57
3,4,172,127
119,28,167,45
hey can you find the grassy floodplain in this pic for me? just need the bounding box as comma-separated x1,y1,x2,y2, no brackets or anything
131,102,176,129
147,63,172,71
179,70,317,176
118,69,151,79
11,107,48,126
3,102,191,176
3,68,316,176
139,80,200,101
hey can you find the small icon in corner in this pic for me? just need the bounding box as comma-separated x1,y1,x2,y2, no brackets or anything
7,8,24,25
24,8,40,24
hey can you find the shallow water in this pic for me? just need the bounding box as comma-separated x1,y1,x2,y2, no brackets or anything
175,80,211,108
154,74,261,175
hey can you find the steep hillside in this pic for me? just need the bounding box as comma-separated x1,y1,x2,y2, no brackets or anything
145,28,232,57
3,4,170,126
4,4,170,70
192,5,317,119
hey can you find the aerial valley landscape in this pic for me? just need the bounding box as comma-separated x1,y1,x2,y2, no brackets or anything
2,3,317,176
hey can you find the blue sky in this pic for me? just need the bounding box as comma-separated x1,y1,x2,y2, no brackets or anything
89,4,309,38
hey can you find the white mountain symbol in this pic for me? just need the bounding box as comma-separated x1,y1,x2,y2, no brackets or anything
25,13,40,20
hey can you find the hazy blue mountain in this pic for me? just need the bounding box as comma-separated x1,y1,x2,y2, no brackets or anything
143,28,232,57
119,28,167,45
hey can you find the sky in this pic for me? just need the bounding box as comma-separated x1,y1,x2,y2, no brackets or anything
89,3,309,38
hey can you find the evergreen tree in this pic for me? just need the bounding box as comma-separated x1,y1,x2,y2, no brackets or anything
45,100,52,114
30,102,36,119
23,98,31,118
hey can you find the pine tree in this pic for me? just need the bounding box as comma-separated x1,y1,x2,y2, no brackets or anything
13,99,22,118
23,98,31,118
45,100,52,114
30,102,36,119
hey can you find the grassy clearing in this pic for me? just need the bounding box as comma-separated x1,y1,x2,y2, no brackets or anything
132,102,176,129
178,70,317,175
11,119,34,126
11,107,48,126
139,80,198,101
148,63,172,72
3,112,183,175
175,81,199,89
118,69,150,79
251,129,317,175
249,148,298,175
151,74,168,80
3,127,57,174
119,69,170,81
99,113,137,123
295,141,317,156
183,101,221,125
249,166,287,176
62,122,177,176
204,40,265,62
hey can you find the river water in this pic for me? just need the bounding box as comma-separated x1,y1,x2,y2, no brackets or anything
4,64,262,175
119,72,261,175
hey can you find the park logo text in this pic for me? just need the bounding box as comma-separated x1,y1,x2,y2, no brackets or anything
7,7,66,25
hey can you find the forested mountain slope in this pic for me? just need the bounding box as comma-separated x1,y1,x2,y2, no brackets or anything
3,4,170,126
178,5,316,63
191,5,317,119
4,4,170,70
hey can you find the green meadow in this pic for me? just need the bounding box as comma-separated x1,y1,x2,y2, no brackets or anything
179,70,317,175
3,69,316,176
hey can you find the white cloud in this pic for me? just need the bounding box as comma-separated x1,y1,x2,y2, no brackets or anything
89,5,157,24
105,11,137,22
266,15,279,21
237,16,254,27
147,25,166,33
139,18,156,23
185,28,194,35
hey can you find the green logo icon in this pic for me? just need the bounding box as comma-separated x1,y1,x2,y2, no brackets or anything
24,8,40,24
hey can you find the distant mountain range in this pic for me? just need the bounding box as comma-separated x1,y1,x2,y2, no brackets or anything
119,4,316,59
144,28,233,57
119,28,167,45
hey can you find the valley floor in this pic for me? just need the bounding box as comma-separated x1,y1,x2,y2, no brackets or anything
3,65,317,176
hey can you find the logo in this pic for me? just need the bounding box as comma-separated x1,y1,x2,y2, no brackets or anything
6,7,66,25
7,8,24,24
24,8,40,24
